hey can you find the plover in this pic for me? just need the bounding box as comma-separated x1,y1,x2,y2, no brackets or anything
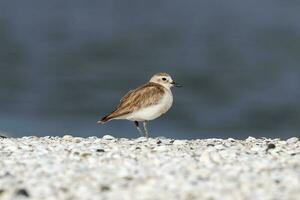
97,72,182,137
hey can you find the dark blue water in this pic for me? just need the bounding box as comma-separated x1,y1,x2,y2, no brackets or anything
0,1,300,138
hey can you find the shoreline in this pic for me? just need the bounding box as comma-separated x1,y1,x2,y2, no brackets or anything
1,135,300,200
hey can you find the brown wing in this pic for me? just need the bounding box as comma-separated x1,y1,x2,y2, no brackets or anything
99,82,165,123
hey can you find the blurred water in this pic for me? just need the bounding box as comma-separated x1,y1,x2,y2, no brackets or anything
0,0,300,138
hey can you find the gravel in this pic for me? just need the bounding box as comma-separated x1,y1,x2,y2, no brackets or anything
0,135,300,200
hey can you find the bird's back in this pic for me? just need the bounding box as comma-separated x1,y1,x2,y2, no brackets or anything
99,82,166,123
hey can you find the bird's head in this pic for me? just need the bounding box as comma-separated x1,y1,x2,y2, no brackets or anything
149,72,182,89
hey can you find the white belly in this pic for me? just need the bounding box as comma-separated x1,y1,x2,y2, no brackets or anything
125,90,173,121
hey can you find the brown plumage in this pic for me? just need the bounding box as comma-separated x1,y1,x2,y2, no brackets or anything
98,82,165,123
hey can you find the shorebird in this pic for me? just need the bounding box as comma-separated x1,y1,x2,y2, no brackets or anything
97,72,182,137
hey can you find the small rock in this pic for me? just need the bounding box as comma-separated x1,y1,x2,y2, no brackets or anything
173,140,186,145
224,141,233,147
287,137,299,144
290,152,300,156
16,189,30,197
199,150,212,164
100,185,111,192
214,144,224,150
156,136,167,140
2,172,12,177
63,135,74,141
123,175,134,181
96,149,105,152
246,136,256,141
103,135,115,140
73,137,83,143
251,145,263,152
59,187,68,192
136,137,148,142
88,136,98,140
169,139,175,144
81,152,92,157
154,145,168,152
266,143,276,151
210,151,223,163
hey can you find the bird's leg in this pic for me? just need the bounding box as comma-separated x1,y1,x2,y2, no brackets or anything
134,121,145,137
143,121,149,138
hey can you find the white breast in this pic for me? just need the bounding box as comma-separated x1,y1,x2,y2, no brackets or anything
126,89,173,121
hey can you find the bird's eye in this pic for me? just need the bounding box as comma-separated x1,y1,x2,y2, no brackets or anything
162,78,167,81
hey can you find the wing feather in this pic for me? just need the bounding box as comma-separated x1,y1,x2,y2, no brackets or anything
103,82,165,121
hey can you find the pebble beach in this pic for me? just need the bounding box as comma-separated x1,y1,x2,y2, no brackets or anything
1,135,300,200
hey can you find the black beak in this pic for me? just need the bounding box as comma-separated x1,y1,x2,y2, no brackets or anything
171,81,182,87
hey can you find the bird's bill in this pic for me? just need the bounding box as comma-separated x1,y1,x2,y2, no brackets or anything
171,81,182,87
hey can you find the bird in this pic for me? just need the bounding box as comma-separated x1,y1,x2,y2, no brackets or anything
97,72,182,137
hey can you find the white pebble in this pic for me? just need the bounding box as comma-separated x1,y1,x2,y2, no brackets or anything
173,140,186,145
154,145,168,152
102,135,115,140
0,136,299,200
287,137,299,144
73,137,83,143
62,135,73,141
135,137,148,142
246,136,256,141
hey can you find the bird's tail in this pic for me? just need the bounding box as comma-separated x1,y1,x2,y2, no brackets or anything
97,110,128,124
97,114,112,124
